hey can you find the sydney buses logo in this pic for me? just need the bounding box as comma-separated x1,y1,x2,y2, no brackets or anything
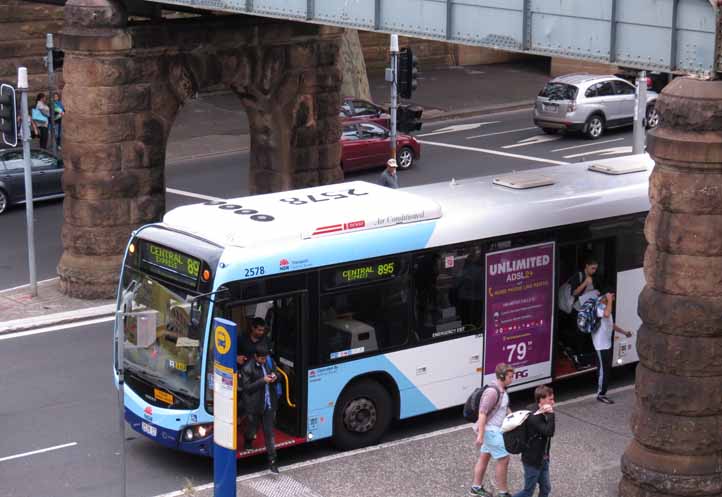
279,259,289,271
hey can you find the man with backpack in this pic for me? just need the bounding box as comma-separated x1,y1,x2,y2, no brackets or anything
582,291,633,404
511,385,556,497
469,363,515,497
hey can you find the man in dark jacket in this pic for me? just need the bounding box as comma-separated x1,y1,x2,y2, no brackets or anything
241,342,280,473
512,385,555,497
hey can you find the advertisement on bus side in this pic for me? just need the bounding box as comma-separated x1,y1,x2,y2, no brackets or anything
483,242,555,386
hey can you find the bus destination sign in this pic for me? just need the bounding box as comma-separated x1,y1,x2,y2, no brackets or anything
140,242,201,285
325,259,399,289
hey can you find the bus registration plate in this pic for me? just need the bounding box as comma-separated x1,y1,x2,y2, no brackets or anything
141,421,157,437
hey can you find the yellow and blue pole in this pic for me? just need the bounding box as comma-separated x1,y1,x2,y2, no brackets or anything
213,318,237,497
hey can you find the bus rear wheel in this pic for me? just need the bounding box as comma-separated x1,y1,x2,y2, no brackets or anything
332,380,392,451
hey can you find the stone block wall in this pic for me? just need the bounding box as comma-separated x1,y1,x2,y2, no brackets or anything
0,0,64,92
57,3,345,298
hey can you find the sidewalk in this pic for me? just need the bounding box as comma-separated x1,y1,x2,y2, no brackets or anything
0,278,114,334
0,62,550,333
157,386,635,497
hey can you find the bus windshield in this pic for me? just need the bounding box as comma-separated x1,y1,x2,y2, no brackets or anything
119,267,206,407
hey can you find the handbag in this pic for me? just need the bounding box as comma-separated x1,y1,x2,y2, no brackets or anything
31,107,48,123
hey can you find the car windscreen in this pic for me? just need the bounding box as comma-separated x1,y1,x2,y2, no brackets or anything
539,83,578,101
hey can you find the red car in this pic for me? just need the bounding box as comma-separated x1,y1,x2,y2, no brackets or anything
340,121,420,172
340,97,391,128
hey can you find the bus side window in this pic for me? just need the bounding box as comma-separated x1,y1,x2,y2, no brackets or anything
318,281,408,363
413,246,484,340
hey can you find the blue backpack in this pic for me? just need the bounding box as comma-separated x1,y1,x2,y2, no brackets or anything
577,296,603,334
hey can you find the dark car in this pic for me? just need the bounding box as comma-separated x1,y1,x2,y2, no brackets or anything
340,97,424,133
0,148,64,214
340,121,420,172
340,97,391,128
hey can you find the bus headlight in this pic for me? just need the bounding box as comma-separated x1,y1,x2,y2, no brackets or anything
184,423,213,442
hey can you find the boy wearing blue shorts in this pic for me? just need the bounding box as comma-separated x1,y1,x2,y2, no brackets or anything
470,363,515,497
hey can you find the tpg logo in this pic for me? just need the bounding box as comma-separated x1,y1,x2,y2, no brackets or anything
515,369,529,379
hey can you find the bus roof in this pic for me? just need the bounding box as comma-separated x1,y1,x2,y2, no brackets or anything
162,181,443,248
161,154,653,250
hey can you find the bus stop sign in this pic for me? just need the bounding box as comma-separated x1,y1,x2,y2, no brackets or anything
213,317,237,497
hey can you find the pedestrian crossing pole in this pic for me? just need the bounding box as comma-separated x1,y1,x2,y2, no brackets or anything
18,67,38,297
46,34,57,155
388,34,399,161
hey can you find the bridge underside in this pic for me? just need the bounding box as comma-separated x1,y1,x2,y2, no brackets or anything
57,1,344,297
144,0,720,75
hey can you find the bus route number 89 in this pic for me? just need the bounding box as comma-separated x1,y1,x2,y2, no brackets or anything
187,258,200,278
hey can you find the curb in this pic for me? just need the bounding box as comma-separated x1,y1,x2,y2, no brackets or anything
0,303,116,336
422,100,534,123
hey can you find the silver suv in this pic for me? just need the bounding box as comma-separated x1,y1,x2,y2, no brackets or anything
533,74,659,139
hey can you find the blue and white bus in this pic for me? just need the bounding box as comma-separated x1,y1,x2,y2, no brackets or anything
113,154,651,456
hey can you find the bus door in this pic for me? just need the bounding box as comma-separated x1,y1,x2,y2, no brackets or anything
555,237,616,377
231,291,307,438
269,292,306,436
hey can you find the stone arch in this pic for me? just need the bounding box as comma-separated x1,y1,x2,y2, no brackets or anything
58,0,344,298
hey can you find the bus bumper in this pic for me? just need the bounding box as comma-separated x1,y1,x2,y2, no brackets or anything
125,408,213,456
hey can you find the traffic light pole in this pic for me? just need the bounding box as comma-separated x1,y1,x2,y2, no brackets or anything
633,70,647,155
389,34,399,161
18,67,38,297
46,33,57,155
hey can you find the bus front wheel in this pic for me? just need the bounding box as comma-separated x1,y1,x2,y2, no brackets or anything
332,380,392,451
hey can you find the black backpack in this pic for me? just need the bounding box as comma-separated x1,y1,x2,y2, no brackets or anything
462,384,501,423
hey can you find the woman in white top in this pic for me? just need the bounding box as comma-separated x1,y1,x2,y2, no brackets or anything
33,93,50,149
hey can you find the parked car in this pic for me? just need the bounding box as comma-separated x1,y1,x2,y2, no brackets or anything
0,148,63,214
340,97,390,128
533,74,659,139
340,121,420,172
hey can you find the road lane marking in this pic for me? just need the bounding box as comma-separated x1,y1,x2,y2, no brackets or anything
152,383,634,497
417,140,569,166
166,188,224,202
563,146,633,159
0,316,114,341
466,126,538,140
166,147,249,165
417,121,500,138
551,138,624,153
0,442,77,463
502,134,563,149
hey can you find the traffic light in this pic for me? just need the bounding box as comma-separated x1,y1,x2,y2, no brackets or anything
397,47,418,99
397,104,423,133
53,49,64,70
0,84,17,147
